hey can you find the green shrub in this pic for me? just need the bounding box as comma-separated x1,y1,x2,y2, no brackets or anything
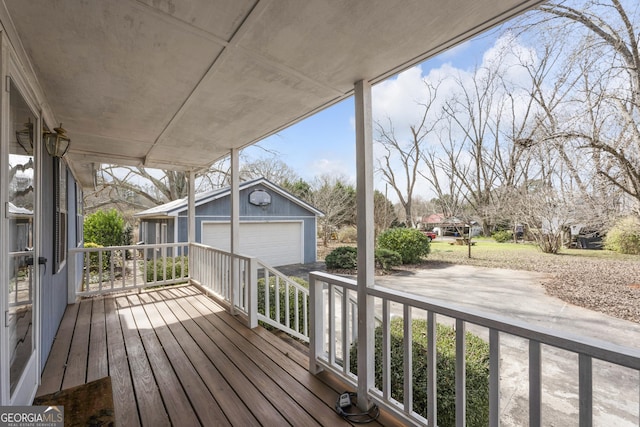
145,256,189,282
257,276,308,335
377,228,430,264
492,230,513,243
605,216,640,254
326,246,402,271
325,246,358,269
84,242,109,272
84,209,126,247
375,248,402,270
123,224,134,258
350,318,489,426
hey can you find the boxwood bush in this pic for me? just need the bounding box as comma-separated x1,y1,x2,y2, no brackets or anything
84,242,109,272
492,230,513,243
374,248,402,270
350,318,489,426
605,216,640,255
145,256,188,282
325,246,402,271
325,246,358,269
377,228,430,264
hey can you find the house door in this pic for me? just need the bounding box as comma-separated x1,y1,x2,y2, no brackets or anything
2,78,39,404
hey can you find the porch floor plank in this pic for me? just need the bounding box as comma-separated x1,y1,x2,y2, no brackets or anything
61,299,92,390
135,292,235,426
158,289,317,426
37,302,80,395
171,287,353,426
116,296,170,426
104,296,140,427
86,297,108,383
36,284,397,426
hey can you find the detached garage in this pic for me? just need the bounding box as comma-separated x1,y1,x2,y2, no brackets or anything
134,178,323,266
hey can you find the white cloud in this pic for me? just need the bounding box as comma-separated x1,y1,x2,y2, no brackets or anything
307,158,355,183
367,33,545,203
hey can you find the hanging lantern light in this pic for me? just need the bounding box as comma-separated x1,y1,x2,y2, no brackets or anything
43,123,71,158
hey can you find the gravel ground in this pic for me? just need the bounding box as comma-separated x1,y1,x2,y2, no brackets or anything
427,247,640,323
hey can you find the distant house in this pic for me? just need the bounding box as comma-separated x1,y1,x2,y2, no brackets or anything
134,178,323,266
420,213,481,237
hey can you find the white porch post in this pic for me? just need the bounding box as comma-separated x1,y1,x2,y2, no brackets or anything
188,169,196,282
188,170,196,243
230,148,240,313
355,79,375,410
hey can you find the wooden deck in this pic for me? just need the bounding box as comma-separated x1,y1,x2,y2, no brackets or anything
37,285,400,426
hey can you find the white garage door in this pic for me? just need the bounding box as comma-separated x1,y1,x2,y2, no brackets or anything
201,221,303,266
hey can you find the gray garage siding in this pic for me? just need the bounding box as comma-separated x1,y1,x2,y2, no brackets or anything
176,184,317,263
136,179,321,264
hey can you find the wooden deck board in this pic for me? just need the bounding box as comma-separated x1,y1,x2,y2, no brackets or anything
158,289,309,426
115,295,170,426
87,297,107,383
38,303,79,396
104,296,141,427
126,294,202,427
135,292,234,426
169,287,352,426
61,299,92,390
36,285,398,426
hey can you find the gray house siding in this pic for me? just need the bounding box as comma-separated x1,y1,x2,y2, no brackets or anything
40,159,78,368
140,218,174,245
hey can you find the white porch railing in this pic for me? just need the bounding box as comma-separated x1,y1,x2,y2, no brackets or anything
189,243,310,342
68,243,189,302
309,271,640,427
9,251,33,307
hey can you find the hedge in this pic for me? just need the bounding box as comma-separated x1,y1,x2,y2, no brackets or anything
350,318,489,426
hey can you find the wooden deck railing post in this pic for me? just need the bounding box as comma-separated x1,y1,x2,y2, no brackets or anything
309,274,324,374
247,257,258,328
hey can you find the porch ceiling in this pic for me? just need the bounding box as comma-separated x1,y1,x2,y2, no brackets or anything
2,0,543,187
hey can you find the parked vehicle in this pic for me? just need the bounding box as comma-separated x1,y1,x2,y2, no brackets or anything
422,230,437,241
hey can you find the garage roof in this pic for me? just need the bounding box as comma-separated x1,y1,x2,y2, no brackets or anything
1,0,544,187
134,177,323,218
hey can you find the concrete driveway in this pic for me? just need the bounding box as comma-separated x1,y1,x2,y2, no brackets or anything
374,264,640,427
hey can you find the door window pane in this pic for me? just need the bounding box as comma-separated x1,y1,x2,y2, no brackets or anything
7,79,36,394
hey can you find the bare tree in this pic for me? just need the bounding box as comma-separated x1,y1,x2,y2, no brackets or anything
87,158,231,214
375,81,440,227
88,153,298,220
310,175,356,246
239,156,299,185
527,0,640,211
420,50,541,235
508,183,578,253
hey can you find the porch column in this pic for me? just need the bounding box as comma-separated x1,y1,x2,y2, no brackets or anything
230,148,240,313
188,170,196,243
355,79,375,410
187,170,195,285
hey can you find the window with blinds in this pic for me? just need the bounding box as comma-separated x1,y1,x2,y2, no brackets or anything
54,158,67,272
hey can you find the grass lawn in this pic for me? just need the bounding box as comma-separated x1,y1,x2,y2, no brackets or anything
427,237,636,271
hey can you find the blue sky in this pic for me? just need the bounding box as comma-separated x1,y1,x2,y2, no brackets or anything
242,30,503,200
